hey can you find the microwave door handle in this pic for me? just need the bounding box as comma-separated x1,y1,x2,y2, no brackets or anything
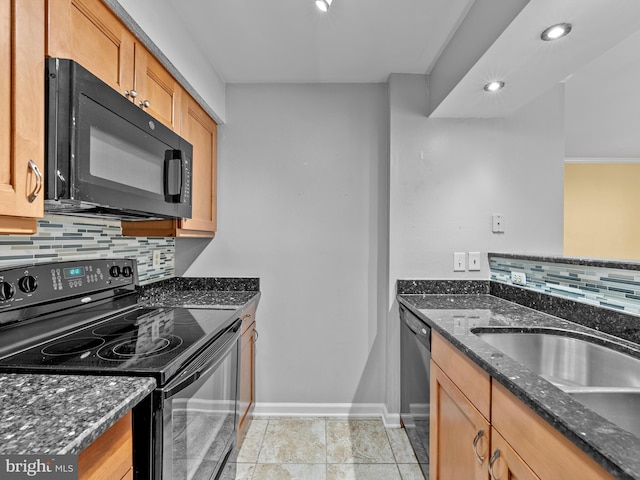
164,150,183,203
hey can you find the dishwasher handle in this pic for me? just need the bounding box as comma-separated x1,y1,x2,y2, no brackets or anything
400,305,431,350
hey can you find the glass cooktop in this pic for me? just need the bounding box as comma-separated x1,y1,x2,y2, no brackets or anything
0,305,239,384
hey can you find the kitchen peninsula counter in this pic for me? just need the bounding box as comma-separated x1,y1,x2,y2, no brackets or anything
398,292,640,480
0,374,155,454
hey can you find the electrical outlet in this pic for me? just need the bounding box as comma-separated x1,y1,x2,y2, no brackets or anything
453,252,466,272
511,271,527,286
152,250,161,269
469,252,481,271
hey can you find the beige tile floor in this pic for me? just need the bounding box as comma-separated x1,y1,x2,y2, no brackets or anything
223,417,427,480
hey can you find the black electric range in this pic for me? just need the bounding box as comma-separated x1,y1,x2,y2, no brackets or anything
0,259,248,480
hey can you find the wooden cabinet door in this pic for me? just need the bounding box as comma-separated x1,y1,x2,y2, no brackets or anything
238,320,256,445
430,361,490,480
489,428,539,480
134,44,181,131
179,94,217,235
0,0,44,234
47,0,135,95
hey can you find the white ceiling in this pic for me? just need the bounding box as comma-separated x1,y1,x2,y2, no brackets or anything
165,0,475,84
430,0,640,118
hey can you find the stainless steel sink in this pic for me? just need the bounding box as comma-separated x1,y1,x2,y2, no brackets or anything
566,389,640,438
473,328,640,437
473,330,640,388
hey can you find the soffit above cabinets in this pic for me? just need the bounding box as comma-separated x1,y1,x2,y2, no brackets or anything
429,0,640,118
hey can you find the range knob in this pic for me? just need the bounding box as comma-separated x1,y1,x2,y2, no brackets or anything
0,281,15,301
122,266,133,278
18,275,37,293
109,265,121,277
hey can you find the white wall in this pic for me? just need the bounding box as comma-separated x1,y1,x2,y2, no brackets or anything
178,84,390,412
117,0,226,123
385,74,564,412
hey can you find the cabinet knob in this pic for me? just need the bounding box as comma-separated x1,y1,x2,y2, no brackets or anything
125,89,138,99
488,448,501,480
472,429,485,465
139,100,151,108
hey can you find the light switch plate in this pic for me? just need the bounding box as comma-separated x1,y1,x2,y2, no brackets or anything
454,252,466,272
469,252,481,271
492,214,505,233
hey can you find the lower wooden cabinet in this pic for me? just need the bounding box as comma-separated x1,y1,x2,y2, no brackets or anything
238,315,256,446
78,411,132,480
430,332,615,480
430,361,489,480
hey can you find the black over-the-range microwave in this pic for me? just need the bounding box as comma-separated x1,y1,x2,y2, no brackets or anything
45,57,193,220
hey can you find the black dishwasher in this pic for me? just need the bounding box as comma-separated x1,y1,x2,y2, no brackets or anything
400,304,431,477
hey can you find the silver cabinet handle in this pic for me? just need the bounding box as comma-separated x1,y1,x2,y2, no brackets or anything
139,100,150,108
472,429,485,465
27,160,42,203
489,448,501,480
125,89,137,98
253,329,259,342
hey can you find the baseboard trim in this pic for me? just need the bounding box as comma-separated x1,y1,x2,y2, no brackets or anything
253,402,401,428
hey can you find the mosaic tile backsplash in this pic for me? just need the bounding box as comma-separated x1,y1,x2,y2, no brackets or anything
0,215,174,285
490,255,640,316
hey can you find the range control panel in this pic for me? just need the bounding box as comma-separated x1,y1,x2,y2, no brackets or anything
0,259,136,311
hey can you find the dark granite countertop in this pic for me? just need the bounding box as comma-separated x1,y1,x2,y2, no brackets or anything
0,374,155,455
397,293,640,480
137,277,260,309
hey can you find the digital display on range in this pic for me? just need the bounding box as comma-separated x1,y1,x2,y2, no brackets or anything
63,267,85,279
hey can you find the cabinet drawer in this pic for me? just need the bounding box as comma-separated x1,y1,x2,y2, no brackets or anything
432,331,491,419
492,382,613,480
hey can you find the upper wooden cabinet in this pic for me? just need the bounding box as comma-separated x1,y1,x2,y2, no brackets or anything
122,92,217,238
0,0,45,235
134,45,181,132
47,0,181,132
47,0,135,96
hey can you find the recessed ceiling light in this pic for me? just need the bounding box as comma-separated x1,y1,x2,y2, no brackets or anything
483,81,505,92
540,23,572,41
315,0,333,12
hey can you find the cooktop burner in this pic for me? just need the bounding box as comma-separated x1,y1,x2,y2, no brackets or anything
97,334,183,360
42,337,106,356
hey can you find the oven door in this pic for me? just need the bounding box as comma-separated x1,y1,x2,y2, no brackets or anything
156,319,241,480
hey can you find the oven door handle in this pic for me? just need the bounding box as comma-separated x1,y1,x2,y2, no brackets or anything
160,319,241,399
